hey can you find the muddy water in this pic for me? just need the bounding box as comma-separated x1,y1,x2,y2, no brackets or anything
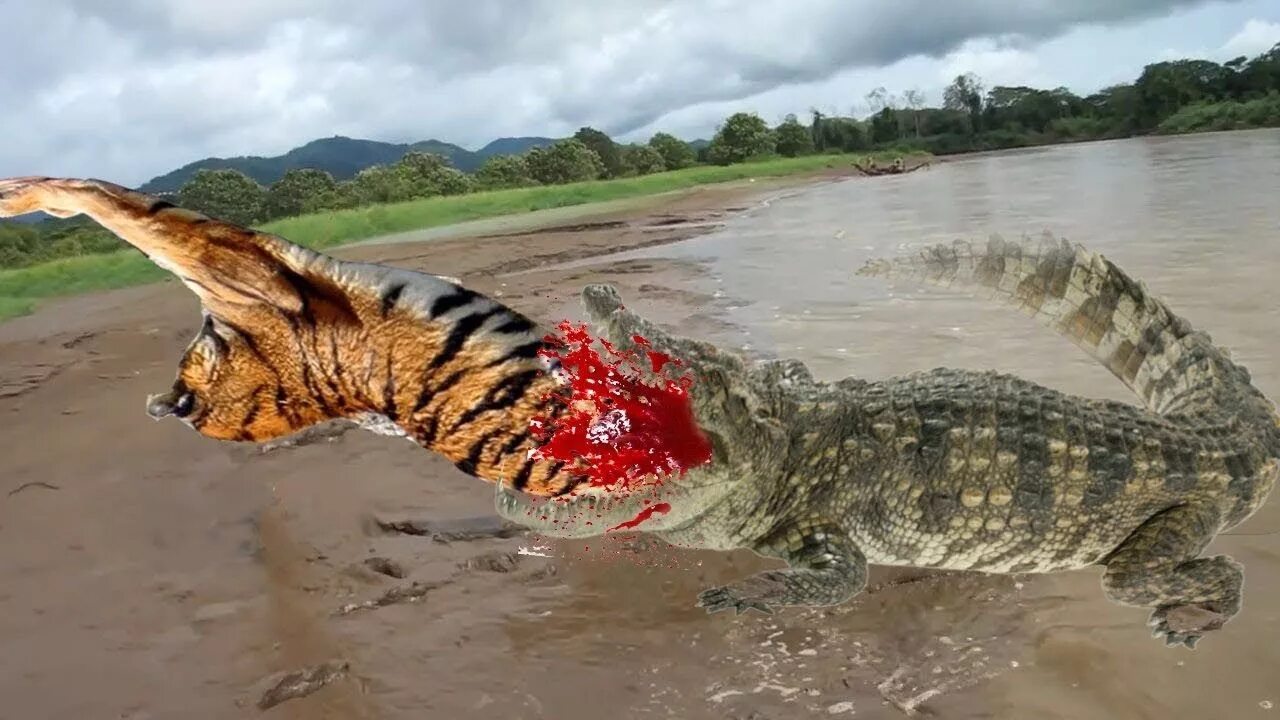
564,128,1280,718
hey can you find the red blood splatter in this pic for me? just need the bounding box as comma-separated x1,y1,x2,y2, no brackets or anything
530,320,713,493
607,502,672,532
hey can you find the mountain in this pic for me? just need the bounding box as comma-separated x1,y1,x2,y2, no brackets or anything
138,135,559,193
476,136,559,157
1,213,48,224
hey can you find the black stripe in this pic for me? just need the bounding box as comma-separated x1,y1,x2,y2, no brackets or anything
449,369,542,432
427,308,501,370
276,268,360,326
273,385,295,424
430,286,480,318
380,282,407,317
238,384,267,431
487,341,544,367
383,355,398,419
412,367,467,414
273,316,334,415
554,474,587,497
222,321,299,424
499,429,531,456
325,331,349,406
511,459,535,491
493,314,536,334
457,428,504,477
147,199,177,215
300,362,333,415
419,415,441,445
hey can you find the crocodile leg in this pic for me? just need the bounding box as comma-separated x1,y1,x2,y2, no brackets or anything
1101,503,1244,648
697,519,867,615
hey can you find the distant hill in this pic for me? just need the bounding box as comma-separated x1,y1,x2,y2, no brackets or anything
475,137,559,157
2,213,48,224
139,134,560,193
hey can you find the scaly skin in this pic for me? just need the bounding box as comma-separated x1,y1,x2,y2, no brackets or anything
499,237,1280,649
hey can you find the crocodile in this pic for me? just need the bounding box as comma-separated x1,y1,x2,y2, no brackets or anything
497,235,1280,649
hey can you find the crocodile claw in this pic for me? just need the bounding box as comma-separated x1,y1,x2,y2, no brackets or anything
696,585,776,616
1147,602,1227,649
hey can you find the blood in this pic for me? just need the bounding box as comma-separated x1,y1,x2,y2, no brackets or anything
530,320,713,493
607,502,672,532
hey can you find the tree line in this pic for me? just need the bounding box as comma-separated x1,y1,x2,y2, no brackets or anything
3,42,1278,270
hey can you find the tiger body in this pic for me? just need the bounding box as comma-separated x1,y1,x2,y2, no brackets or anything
0,177,581,496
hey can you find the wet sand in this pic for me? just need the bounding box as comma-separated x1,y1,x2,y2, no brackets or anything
1,169,962,720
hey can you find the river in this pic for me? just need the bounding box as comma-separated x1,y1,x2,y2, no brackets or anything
542,128,1280,718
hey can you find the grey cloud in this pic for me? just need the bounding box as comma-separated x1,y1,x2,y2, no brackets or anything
0,0,1229,183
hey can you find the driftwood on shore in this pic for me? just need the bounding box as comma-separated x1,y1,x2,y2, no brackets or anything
854,157,930,177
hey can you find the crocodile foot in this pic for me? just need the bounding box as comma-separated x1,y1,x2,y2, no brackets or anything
1148,602,1230,649
695,572,792,615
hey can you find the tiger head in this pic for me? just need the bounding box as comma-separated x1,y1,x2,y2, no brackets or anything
145,313,327,442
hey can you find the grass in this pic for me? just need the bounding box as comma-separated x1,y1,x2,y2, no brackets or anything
1156,93,1280,135
0,151,924,321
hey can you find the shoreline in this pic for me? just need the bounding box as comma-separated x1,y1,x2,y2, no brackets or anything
0,159,913,327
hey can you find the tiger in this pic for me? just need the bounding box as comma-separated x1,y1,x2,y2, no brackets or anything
0,176,594,497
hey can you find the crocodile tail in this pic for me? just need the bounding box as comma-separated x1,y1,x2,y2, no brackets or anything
857,234,1269,420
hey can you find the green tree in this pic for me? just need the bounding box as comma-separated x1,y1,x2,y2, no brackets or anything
525,139,606,184
869,108,899,144
265,168,339,219
984,86,1084,133
1134,60,1231,128
902,89,925,137
177,169,268,226
475,154,536,189
944,73,985,133
396,151,473,197
809,112,868,152
572,127,622,178
647,132,695,170
0,223,41,267
350,165,416,204
1234,43,1280,98
620,144,667,175
774,114,815,157
327,182,364,210
707,112,775,165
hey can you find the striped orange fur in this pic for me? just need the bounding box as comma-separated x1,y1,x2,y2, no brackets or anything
0,176,582,496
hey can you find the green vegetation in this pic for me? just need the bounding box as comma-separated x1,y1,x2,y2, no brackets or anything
139,135,557,193
1155,92,1280,134
0,152,916,320
3,41,1278,322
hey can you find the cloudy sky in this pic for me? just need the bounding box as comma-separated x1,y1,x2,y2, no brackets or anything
1,0,1278,186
